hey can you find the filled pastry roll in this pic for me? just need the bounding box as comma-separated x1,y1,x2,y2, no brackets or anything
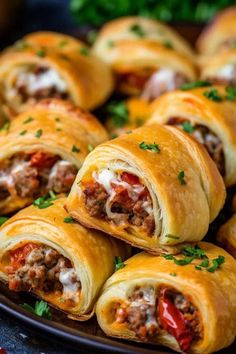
93,17,196,98
197,6,236,55
148,85,236,186
0,98,108,214
0,198,130,320
0,31,114,114
66,125,225,254
217,214,236,259
96,242,236,354
105,98,151,138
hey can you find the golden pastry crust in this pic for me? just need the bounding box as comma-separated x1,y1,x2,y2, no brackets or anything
0,31,114,113
105,98,151,137
66,124,225,254
217,214,236,259
93,16,195,60
148,86,236,186
0,198,131,320
197,6,236,55
0,98,108,214
96,242,236,354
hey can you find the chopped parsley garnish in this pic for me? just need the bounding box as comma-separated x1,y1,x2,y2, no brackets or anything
0,216,8,226
180,81,211,90
203,88,223,102
23,117,34,124
33,191,57,209
107,40,115,48
80,47,89,56
21,300,52,320
56,128,62,132
36,49,46,58
106,101,129,128
165,234,180,240
55,117,61,122
225,86,236,101
126,130,132,134
139,141,160,153
60,54,70,61
163,40,173,49
110,133,118,139
72,145,80,153
0,120,10,132
87,30,98,45
163,245,225,273
88,144,94,152
169,272,177,276
182,121,195,133
19,130,27,136
35,129,42,138
129,23,145,37
64,216,76,224
58,40,68,48
115,256,125,271
178,170,186,185
15,40,30,50
135,117,144,127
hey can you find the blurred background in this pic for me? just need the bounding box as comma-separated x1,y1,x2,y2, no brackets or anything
1,0,236,49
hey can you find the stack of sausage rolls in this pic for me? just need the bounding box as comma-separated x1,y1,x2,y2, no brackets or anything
0,11,236,354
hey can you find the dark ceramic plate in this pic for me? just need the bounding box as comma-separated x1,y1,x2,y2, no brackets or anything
0,282,235,354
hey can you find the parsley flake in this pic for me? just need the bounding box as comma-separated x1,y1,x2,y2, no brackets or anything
165,234,180,240
88,144,94,152
181,81,211,90
0,216,8,226
107,40,115,48
169,272,177,276
64,216,76,224
207,255,225,272
36,49,46,58
178,171,186,185
182,121,195,133
106,101,129,128
225,86,236,101
203,88,223,102
163,40,173,49
35,129,42,138
80,47,89,56
0,120,10,132
130,24,145,37
20,130,27,136
72,145,80,153
21,300,51,320
139,141,160,153
115,256,125,271
23,117,34,124
33,191,57,209
58,40,68,48
110,133,118,139
87,30,98,45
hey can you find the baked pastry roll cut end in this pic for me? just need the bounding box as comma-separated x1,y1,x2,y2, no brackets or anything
0,98,108,214
217,214,236,259
0,198,131,320
96,242,236,354
148,85,236,187
197,6,236,55
66,124,225,254
0,31,114,113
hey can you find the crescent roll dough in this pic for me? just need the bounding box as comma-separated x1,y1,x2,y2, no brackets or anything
217,214,236,259
0,31,114,114
66,124,225,254
93,17,196,97
197,6,236,55
96,242,236,354
148,86,236,186
0,98,108,214
0,198,130,320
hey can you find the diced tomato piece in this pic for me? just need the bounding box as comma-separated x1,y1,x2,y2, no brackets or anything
9,243,40,271
111,183,134,210
120,72,149,90
121,172,140,185
158,288,193,352
30,152,58,168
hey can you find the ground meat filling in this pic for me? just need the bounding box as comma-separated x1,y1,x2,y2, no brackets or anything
82,170,155,236
0,152,77,200
115,286,202,351
167,117,225,176
14,65,69,103
118,69,188,100
6,243,81,303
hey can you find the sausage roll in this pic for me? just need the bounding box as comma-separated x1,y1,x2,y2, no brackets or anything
217,214,236,259
197,6,236,55
105,98,151,138
0,98,108,214
96,242,236,354
0,198,130,320
66,125,225,254
200,49,236,86
93,17,196,98
0,31,114,114
148,85,236,186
